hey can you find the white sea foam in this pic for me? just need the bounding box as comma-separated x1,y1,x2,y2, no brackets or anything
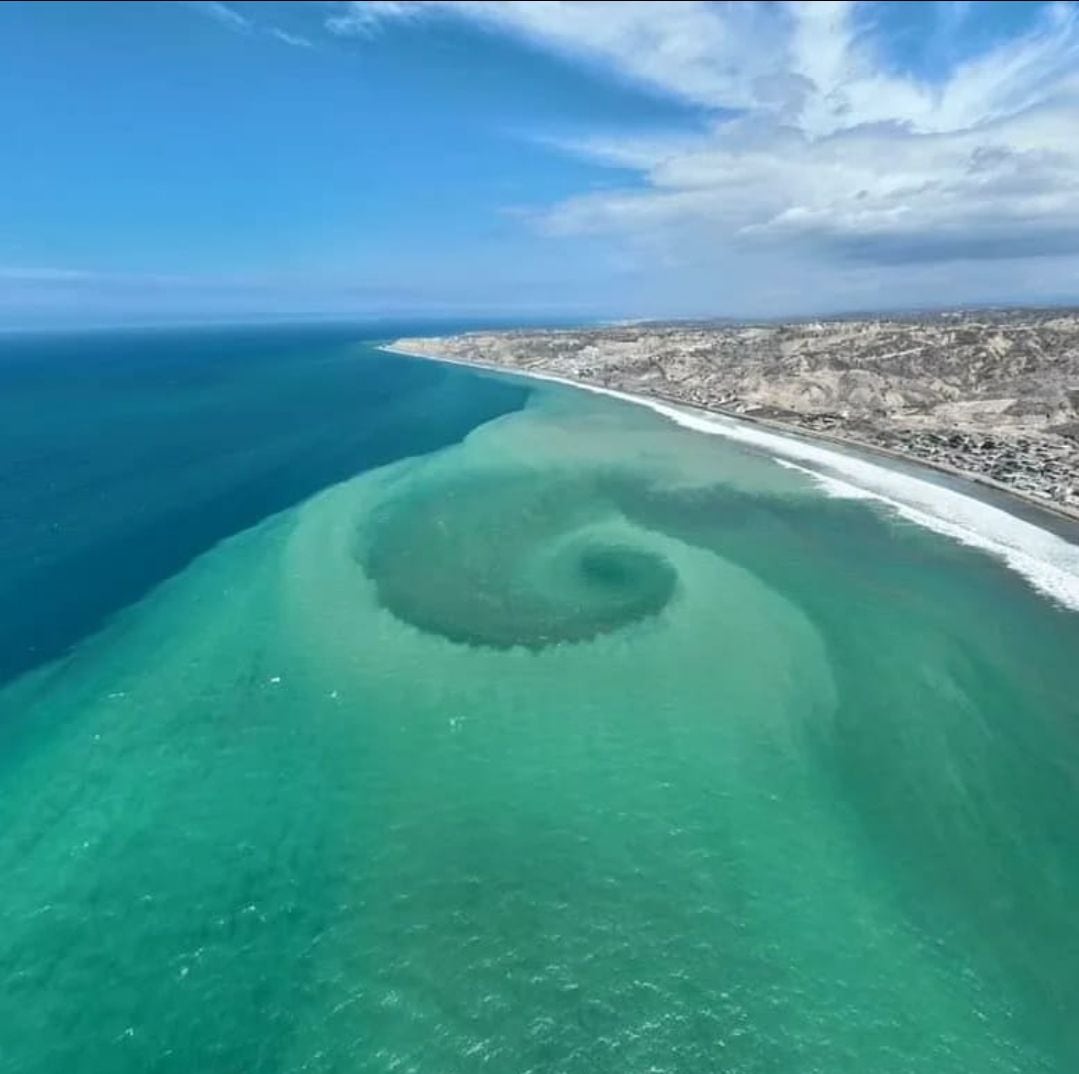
380,346,1079,611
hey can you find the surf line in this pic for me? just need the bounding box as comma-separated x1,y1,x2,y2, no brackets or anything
379,344,1079,612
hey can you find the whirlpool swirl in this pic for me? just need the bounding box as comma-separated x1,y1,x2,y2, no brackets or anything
362,472,678,649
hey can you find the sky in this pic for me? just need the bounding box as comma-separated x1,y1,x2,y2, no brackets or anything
2,0,1079,324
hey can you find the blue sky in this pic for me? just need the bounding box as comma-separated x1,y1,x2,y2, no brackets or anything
2,1,1079,324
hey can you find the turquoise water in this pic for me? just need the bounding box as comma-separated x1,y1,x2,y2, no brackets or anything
1,336,1078,1072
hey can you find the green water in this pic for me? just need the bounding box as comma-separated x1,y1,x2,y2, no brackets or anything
1,384,1078,1072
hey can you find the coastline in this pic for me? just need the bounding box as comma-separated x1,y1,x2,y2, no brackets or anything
379,340,1079,612
380,342,1079,529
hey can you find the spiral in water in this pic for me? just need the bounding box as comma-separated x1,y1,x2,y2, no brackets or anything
362,471,678,649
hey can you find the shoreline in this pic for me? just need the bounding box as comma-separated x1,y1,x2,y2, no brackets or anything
380,340,1079,612
380,342,1079,532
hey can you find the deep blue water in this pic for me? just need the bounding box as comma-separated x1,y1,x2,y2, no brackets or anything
0,323,528,683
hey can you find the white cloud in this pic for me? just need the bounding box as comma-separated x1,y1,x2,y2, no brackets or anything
333,0,1079,305
185,1,251,32
268,27,314,49
186,2,316,49
326,2,428,36
332,1,787,108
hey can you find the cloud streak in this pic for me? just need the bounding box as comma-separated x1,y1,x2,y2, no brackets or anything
185,1,314,48
185,2,251,32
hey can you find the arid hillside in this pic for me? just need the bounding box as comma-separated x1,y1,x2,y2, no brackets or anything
392,310,1079,515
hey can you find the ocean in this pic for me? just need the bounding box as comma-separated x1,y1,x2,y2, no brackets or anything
1,325,1078,1072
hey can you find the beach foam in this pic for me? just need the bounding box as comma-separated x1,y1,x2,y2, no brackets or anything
382,346,1079,612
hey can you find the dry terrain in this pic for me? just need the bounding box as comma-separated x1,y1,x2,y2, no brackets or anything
392,310,1079,518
